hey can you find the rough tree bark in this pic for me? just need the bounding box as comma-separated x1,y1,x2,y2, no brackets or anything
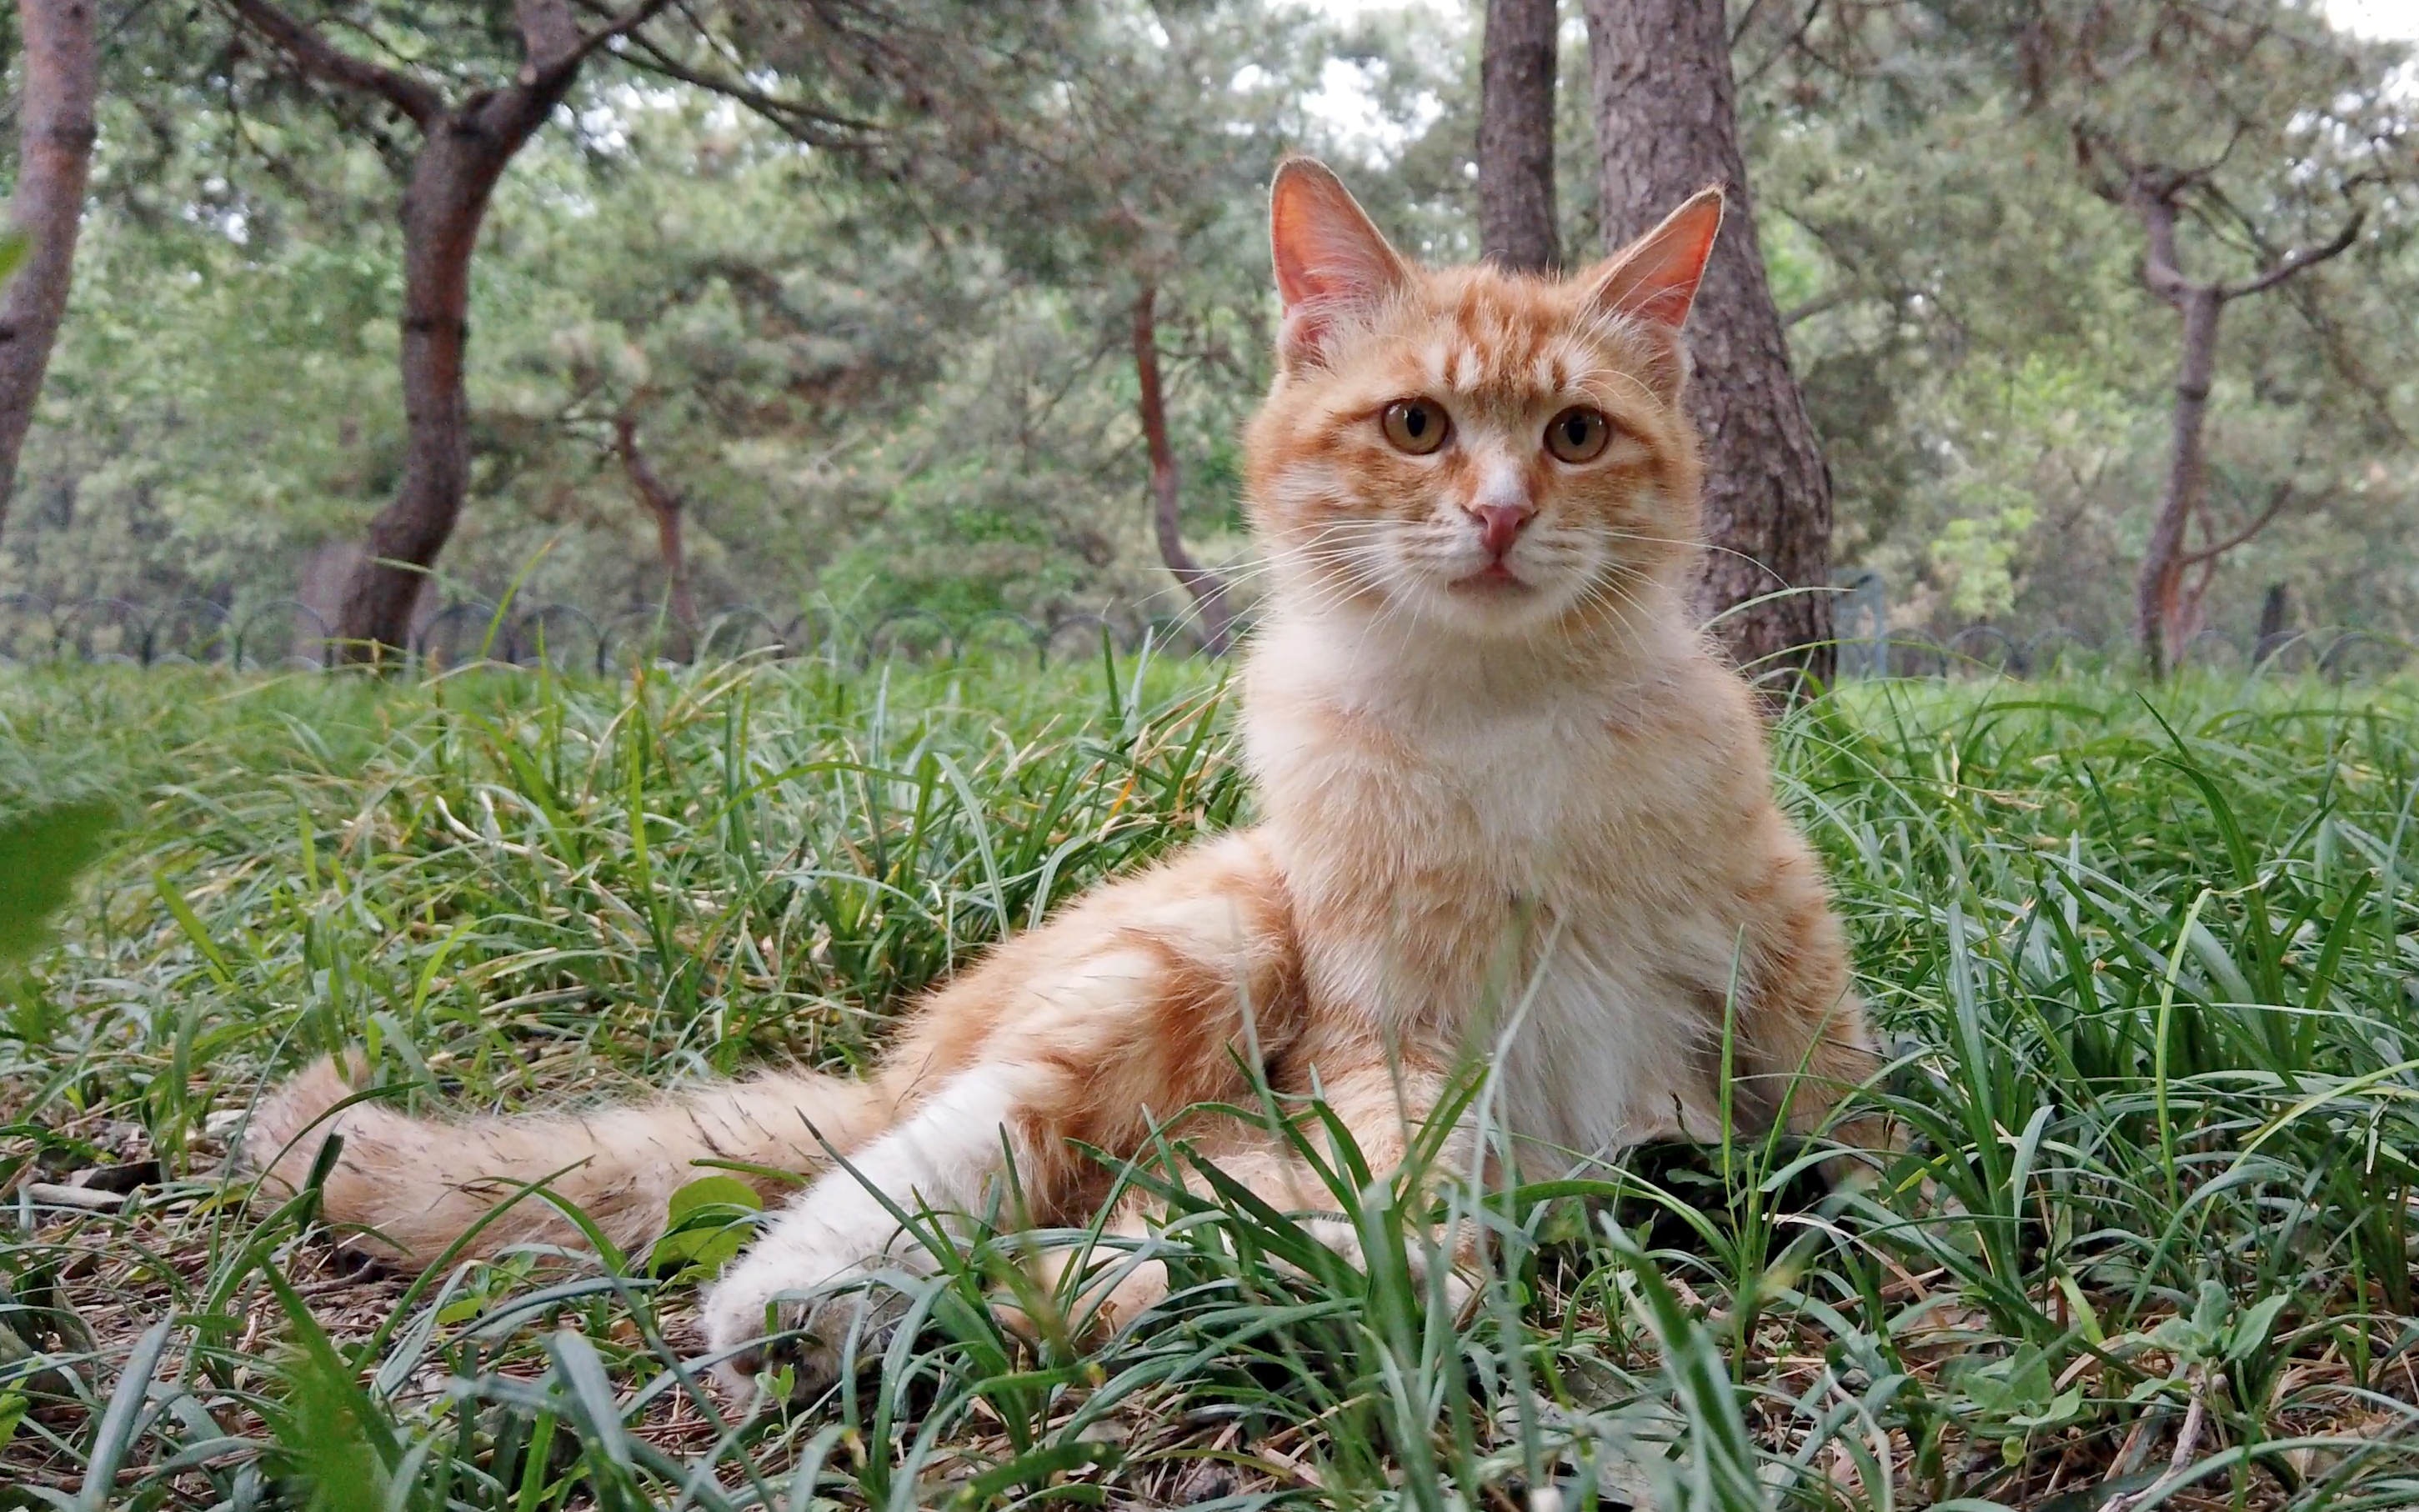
0,0,99,538
2086,149,2357,677
612,403,696,631
1132,283,1235,654
223,0,669,659
1580,0,1834,688
1479,0,1560,273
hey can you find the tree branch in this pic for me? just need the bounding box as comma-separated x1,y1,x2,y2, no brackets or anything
1781,285,1855,327
614,31,881,143
459,0,675,151
515,0,584,77
2130,185,2196,306
2076,130,2199,306
1737,0,1825,92
2180,478,2297,567
528,0,674,87
2218,208,2363,301
218,0,443,125
1727,0,1773,48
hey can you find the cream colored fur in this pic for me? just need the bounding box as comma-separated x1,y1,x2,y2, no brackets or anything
245,159,1879,1394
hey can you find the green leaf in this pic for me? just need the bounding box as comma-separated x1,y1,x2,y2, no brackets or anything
649,1174,764,1278
2226,1293,2291,1363
0,800,116,964
666,1174,761,1223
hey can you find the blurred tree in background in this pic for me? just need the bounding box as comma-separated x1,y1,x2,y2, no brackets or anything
0,0,2413,667
1752,0,2419,659
0,0,97,534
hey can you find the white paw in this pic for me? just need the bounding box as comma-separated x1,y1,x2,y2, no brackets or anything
698,1233,909,1398
1295,1218,1477,1317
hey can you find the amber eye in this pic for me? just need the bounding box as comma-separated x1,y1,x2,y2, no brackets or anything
1380,398,1450,455
1544,407,1612,463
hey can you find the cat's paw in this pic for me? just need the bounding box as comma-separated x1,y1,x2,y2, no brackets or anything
1295,1217,1478,1318
698,1237,908,1398
995,1247,1171,1349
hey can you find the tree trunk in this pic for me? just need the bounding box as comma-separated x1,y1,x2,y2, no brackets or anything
613,405,696,629
1580,0,1834,689
1479,0,1560,273
335,93,578,659
2253,582,2291,665
0,0,98,539
1132,284,1234,654
2094,158,2354,679
2136,284,2220,678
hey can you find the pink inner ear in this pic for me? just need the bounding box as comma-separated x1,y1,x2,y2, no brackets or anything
1619,265,1708,328
1270,163,1405,329
1594,193,1724,330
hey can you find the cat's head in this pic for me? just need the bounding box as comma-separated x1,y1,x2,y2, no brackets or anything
1245,158,1720,643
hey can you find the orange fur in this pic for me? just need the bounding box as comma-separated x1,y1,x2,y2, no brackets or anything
246,159,1877,1391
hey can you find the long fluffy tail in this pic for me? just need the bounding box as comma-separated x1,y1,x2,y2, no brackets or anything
242,1057,889,1265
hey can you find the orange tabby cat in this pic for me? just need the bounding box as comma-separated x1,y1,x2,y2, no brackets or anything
248,158,1878,1391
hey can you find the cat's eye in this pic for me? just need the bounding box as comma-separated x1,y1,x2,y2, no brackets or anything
1381,398,1450,455
1544,407,1612,463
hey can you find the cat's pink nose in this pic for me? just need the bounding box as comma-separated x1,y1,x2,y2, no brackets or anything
1471,503,1534,558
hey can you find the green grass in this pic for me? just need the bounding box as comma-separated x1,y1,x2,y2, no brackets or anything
3,656,2416,1509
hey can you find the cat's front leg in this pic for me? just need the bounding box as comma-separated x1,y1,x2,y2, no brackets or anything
699,1064,1024,1394
1201,1050,1484,1314
697,1181,917,1395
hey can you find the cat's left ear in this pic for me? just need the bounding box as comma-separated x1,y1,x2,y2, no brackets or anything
1582,187,1725,331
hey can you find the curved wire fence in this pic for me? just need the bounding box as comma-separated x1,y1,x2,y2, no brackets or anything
0,592,2409,681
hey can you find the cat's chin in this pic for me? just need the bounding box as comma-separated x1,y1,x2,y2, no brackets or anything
1417,573,1579,636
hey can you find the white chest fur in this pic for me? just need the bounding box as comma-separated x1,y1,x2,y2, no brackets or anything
1482,911,1731,1164
1251,643,1743,1170
1416,703,1734,1161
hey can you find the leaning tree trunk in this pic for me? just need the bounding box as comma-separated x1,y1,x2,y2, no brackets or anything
613,405,697,630
0,0,99,538
1581,0,1835,688
1132,284,1235,654
337,96,570,659
2135,285,2219,680
1479,0,1560,273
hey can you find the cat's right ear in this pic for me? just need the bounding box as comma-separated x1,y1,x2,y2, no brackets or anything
1270,158,1408,369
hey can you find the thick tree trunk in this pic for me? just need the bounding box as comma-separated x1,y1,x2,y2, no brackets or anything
1580,0,1834,688
1479,0,1560,273
2136,285,2219,678
336,96,572,659
613,405,696,629
0,0,99,538
1132,284,1234,654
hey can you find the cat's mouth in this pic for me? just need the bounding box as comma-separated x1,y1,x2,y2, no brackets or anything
1450,562,1530,593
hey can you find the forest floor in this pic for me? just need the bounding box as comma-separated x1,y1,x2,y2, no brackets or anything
2,656,2416,1510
